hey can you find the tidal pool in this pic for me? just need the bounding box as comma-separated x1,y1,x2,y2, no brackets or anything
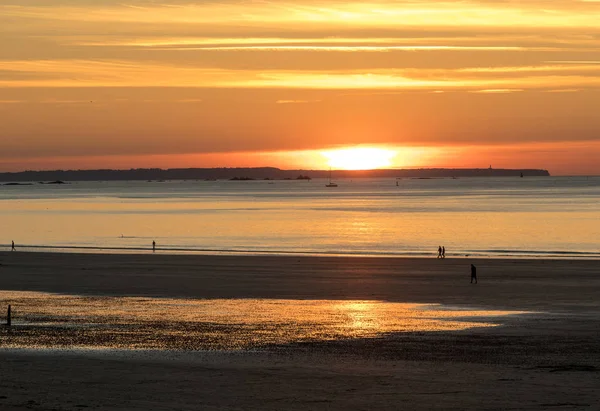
0,291,528,350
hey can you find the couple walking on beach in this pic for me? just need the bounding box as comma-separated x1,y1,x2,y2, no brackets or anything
437,246,446,258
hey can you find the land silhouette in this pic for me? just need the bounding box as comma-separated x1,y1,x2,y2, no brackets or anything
0,167,550,182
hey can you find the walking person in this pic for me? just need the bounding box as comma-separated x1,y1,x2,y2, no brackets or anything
11,241,15,251
152,240,156,253
442,246,446,259
470,264,477,284
437,246,442,258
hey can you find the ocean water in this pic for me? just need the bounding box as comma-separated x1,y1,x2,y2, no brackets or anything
0,177,598,258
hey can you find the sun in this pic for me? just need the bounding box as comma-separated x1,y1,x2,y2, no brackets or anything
322,147,397,170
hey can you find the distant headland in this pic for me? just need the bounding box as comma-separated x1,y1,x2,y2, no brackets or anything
0,167,550,182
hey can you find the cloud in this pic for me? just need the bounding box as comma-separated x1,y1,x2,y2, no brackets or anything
276,99,320,104
130,45,537,52
2,59,600,91
543,88,581,93
459,65,600,74
3,1,600,28
469,89,523,93
545,60,600,64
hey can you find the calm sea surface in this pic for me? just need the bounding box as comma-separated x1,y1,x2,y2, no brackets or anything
0,177,598,258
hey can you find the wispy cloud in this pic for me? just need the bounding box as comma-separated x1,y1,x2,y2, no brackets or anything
138,45,537,52
40,99,94,104
276,99,320,104
2,60,600,91
73,37,556,52
545,60,600,64
459,65,600,74
469,89,524,94
63,33,600,52
3,2,600,28
543,88,581,93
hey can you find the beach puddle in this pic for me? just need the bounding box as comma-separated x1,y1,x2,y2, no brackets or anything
0,291,527,350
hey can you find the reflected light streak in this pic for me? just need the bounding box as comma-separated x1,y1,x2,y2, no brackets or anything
0,291,529,350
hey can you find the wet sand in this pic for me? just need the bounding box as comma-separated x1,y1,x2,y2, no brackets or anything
1,252,599,410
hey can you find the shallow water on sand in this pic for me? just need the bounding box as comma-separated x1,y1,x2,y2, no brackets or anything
0,291,529,350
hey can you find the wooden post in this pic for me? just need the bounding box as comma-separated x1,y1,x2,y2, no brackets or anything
6,305,11,327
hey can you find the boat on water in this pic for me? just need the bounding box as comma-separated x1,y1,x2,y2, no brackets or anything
325,168,338,187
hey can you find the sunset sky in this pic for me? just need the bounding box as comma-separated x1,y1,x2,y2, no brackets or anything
1,0,599,174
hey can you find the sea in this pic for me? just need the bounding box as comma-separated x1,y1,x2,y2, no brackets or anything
0,176,598,259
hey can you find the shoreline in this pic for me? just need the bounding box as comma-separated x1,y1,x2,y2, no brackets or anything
2,246,599,260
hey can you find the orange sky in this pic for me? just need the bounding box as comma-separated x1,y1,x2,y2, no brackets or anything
1,1,600,175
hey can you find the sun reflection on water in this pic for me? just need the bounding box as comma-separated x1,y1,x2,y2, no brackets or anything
0,291,528,350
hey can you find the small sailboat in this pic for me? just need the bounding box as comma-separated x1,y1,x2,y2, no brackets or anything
325,167,338,187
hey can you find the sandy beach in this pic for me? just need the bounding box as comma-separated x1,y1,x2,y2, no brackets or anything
1,252,599,410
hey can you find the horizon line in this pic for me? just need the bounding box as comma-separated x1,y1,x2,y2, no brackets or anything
0,166,551,174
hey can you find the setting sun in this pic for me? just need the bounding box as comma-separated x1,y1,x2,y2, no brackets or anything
322,147,397,170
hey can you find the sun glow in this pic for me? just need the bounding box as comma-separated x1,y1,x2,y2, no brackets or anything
322,147,397,170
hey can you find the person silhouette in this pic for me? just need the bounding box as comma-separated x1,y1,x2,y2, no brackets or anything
470,264,477,284
442,246,446,259
437,246,442,258
152,240,156,253
11,241,15,251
